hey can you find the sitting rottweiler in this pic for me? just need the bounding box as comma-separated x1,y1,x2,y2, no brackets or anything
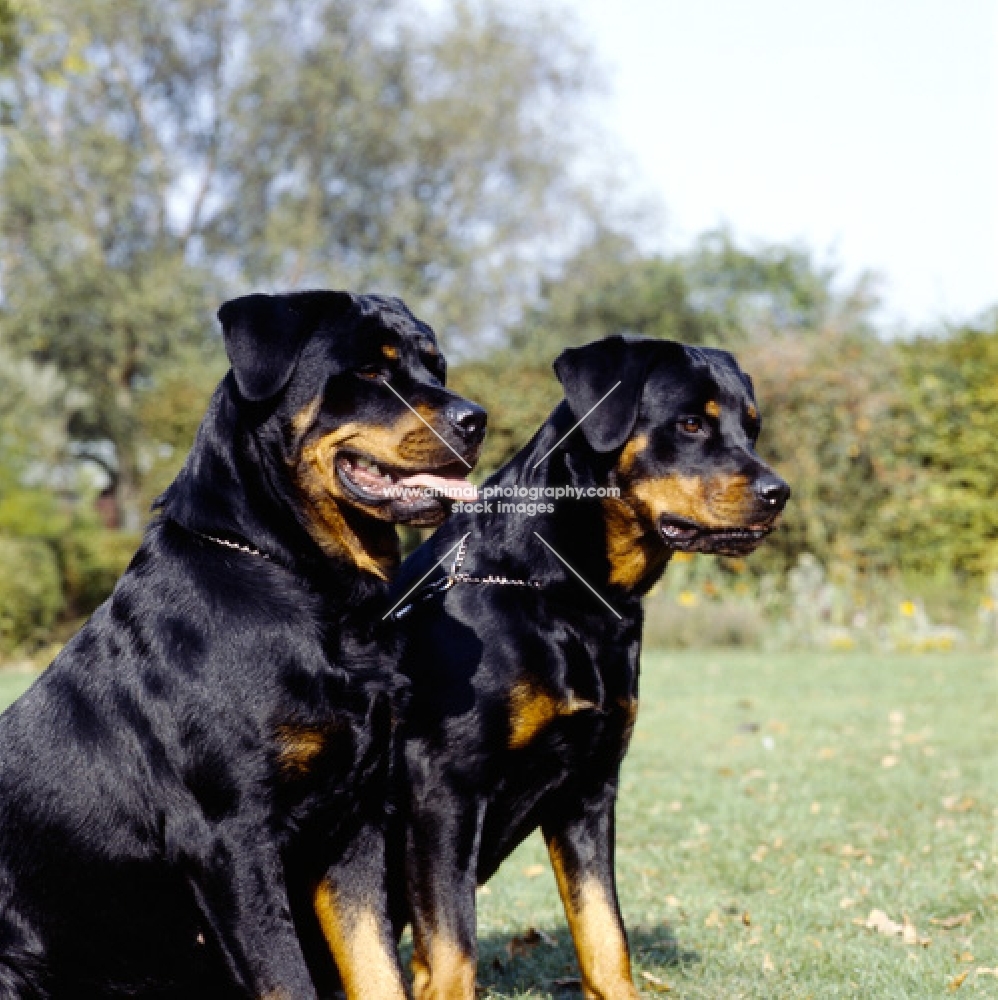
0,291,484,1000
390,336,789,1000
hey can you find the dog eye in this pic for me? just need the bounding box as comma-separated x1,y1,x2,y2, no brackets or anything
679,416,705,435
356,366,389,382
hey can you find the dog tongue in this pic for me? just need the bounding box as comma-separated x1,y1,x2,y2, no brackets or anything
398,472,479,500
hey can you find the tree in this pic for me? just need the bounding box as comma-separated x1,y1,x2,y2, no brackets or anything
682,227,882,340
0,0,602,527
508,228,724,362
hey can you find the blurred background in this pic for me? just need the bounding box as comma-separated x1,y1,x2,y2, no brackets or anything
0,0,995,659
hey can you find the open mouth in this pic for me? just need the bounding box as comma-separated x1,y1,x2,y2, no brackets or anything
659,514,776,556
335,452,478,509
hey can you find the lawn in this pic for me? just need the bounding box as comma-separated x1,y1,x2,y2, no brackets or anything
469,652,997,999
1,652,994,998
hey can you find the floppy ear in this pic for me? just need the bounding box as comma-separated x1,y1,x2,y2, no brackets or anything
553,336,670,453
217,291,355,402
217,293,312,402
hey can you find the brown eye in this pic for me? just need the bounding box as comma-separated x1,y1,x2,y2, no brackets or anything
679,416,704,435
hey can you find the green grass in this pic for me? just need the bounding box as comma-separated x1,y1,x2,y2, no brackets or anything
0,664,40,709
1,653,995,998
469,652,998,999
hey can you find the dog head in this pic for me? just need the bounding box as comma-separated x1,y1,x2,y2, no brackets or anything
218,291,485,572
554,335,789,586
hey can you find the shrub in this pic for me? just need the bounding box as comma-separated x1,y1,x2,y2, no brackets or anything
59,528,142,616
643,591,765,650
0,535,65,654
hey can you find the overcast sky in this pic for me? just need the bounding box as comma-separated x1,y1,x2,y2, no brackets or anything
570,0,997,330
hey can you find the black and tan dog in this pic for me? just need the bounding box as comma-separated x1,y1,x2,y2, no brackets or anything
0,291,484,1000
390,335,789,1000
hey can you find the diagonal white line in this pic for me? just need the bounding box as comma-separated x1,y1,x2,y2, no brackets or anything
382,537,466,621
531,381,622,470
380,379,471,469
532,532,621,620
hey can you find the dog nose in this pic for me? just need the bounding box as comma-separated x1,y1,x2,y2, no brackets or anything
754,473,790,511
446,400,487,443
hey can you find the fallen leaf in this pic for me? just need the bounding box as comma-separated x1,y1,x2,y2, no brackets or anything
948,971,969,991
742,912,752,926
862,909,929,946
704,909,722,928
942,796,975,813
506,927,555,958
931,912,973,929
639,970,672,992
762,953,774,972
523,864,545,878
664,895,681,908
840,897,857,909
838,844,871,862
881,755,899,769
551,977,581,990
750,845,769,863
959,952,974,962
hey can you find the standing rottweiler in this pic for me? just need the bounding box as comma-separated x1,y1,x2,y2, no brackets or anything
0,291,484,1000
390,335,789,1000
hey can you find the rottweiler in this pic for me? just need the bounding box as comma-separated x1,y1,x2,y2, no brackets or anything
0,291,484,1000
389,335,789,1000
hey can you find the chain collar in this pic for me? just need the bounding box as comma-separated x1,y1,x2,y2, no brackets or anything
193,529,270,561
390,532,540,620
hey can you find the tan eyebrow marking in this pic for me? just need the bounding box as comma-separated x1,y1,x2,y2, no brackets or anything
746,403,758,420
381,344,399,360
705,400,721,419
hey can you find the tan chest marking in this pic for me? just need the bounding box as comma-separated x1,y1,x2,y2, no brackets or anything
508,679,595,750
275,724,332,776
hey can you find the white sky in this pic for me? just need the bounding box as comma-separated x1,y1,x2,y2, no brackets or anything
570,0,998,329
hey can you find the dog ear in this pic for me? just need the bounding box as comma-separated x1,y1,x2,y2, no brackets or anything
217,293,310,402
217,291,354,402
553,336,672,453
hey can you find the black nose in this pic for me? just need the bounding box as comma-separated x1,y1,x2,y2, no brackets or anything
445,400,487,443
754,473,790,510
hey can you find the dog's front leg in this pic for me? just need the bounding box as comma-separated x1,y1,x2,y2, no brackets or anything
312,820,410,1000
405,783,484,1000
542,791,640,1000
181,822,320,1000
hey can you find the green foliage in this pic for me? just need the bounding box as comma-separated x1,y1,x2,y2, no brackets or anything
58,525,141,616
449,358,564,478
0,0,605,528
0,535,63,652
881,318,998,577
683,227,881,339
738,329,904,575
510,229,723,362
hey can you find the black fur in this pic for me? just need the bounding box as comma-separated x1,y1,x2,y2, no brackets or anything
390,336,789,1000
0,291,485,1000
